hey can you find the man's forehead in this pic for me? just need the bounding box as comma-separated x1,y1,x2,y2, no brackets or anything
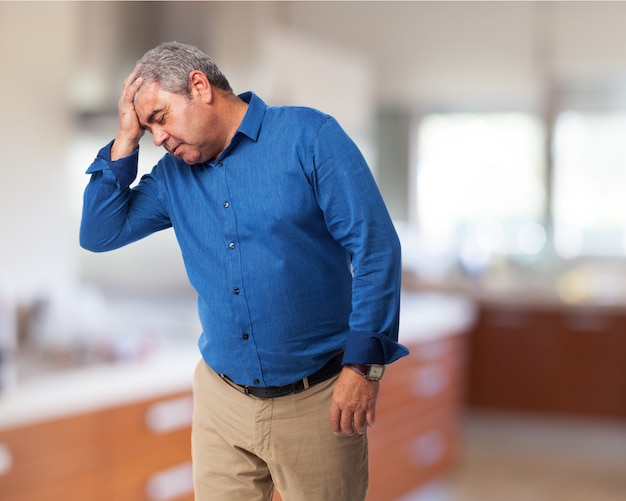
134,82,169,122
134,80,161,106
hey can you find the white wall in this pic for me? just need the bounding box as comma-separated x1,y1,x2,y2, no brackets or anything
287,2,626,110
5,1,626,305
0,2,80,301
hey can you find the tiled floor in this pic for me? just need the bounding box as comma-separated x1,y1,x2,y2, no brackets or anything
401,411,626,501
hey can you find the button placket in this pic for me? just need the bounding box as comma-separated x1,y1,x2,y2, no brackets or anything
217,156,264,384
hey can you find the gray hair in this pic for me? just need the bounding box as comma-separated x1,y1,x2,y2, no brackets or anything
135,41,232,94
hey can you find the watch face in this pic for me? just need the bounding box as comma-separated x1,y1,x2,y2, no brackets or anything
366,365,385,380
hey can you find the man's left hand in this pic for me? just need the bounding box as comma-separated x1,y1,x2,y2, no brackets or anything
329,367,380,436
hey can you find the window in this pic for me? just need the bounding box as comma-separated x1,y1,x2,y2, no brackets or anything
553,111,626,258
415,113,546,273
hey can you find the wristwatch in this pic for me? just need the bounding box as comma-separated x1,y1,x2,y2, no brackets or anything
347,364,385,381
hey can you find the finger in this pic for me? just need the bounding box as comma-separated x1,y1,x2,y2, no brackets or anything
366,406,377,428
121,76,143,106
340,410,356,436
120,64,143,104
329,403,342,435
353,412,368,435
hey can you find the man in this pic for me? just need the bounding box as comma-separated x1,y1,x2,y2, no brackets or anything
80,41,407,501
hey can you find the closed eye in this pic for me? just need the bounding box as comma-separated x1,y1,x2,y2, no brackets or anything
146,107,168,127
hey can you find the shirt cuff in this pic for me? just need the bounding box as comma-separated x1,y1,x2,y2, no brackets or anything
342,331,409,366
85,140,139,189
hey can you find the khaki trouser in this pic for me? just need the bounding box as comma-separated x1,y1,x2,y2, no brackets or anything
192,359,368,501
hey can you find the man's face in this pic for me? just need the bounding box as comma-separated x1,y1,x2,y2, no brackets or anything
134,81,216,164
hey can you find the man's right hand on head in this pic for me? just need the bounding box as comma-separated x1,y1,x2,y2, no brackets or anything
111,66,145,161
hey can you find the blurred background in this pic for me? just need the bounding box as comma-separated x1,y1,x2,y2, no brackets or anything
1,2,625,500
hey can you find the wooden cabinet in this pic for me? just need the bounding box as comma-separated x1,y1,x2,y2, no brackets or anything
466,302,626,418
0,410,105,501
367,334,466,501
0,391,194,501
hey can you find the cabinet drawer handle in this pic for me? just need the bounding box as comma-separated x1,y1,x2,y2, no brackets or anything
411,430,446,466
145,395,193,434
0,443,12,476
145,461,193,500
412,365,448,397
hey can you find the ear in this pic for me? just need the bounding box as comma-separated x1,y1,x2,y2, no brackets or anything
189,70,212,103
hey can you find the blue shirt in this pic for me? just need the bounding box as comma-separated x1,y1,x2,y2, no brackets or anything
80,92,407,387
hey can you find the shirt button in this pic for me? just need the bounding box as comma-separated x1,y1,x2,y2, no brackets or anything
217,161,224,167
253,379,260,385
233,288,240,295
229,242,236,249
223,201,230,208
242,333,249,340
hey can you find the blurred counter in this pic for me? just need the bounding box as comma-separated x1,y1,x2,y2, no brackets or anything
0,347,199,430
403,258,626,312
399,291,476,343
0,348,198,501
1,292,476,431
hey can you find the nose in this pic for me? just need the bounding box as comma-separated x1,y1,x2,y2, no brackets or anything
152,126,169,147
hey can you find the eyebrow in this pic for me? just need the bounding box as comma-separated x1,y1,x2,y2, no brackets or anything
140,107,167,133
146,108,165,124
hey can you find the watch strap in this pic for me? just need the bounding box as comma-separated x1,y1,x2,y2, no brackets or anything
346,363,385,381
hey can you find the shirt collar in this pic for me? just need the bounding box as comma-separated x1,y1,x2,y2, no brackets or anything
236,91,266,142
213,92,265,163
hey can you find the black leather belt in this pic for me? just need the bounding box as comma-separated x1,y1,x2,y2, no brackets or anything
223,351,344,398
